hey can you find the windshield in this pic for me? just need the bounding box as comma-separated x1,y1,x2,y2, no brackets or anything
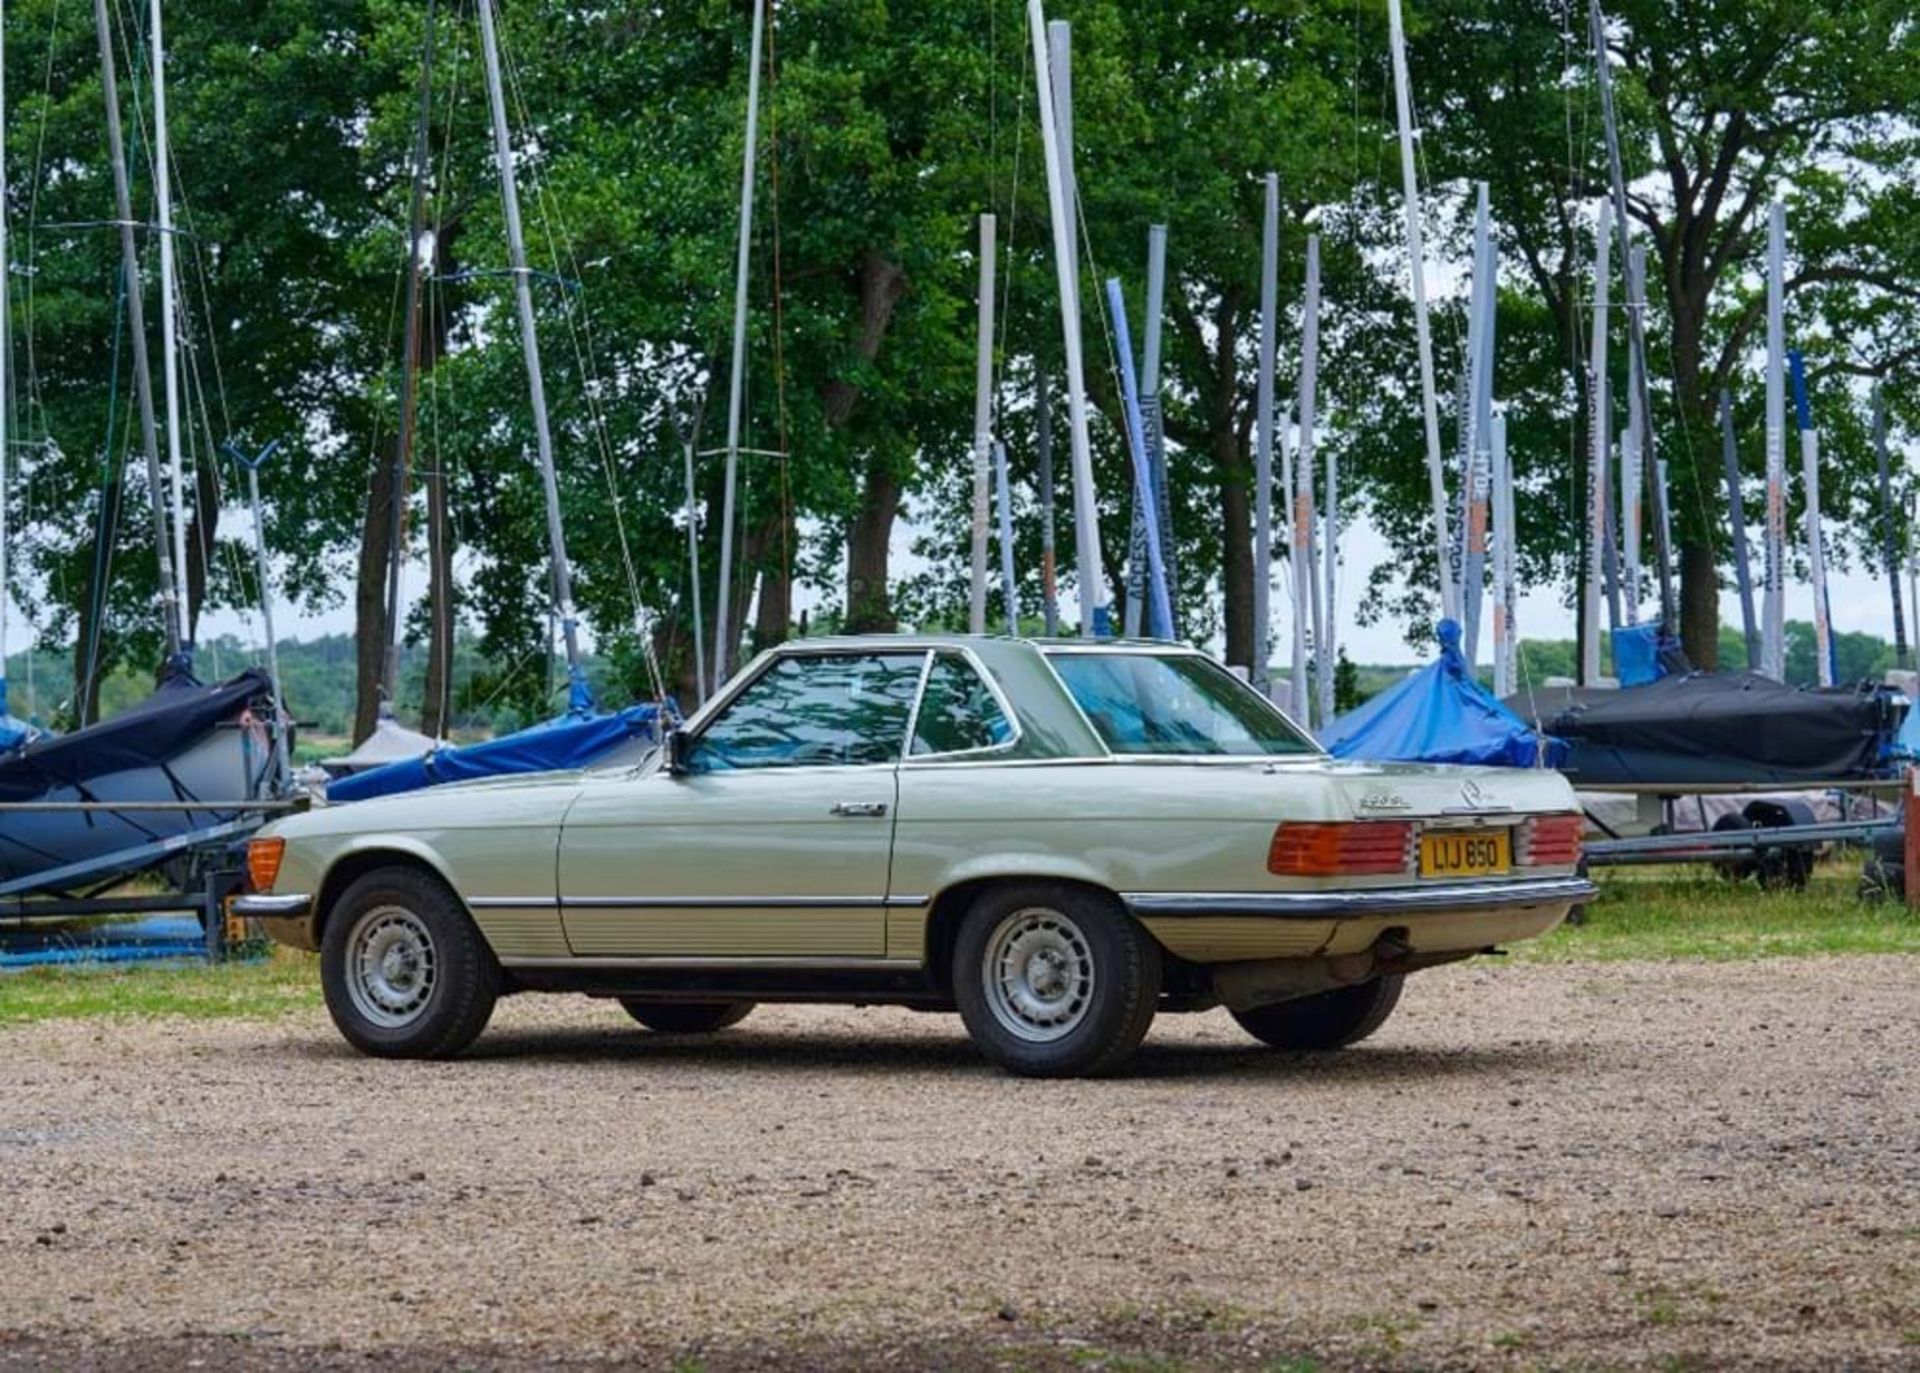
1046,652,1320,757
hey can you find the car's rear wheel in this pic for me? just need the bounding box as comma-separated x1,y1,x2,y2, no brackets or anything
1229,973,1404,1051
319,866,500,1059
618,999,755,1034
952,883,1160,1077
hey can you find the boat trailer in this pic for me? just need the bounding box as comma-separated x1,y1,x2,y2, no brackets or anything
0,799,305,965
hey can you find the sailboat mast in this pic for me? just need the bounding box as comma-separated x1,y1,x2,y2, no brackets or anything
1254,173,1277,693
148,0,187,631
476,0,584,693
1718,389,1759,669
1292,229,1320,727
1761,201,1786,681
1030,4,1103,635
1142,225,1175,632
384,0,438,712
1589,0,1673,628
969,213,996,635
1580,199,1612,687
1386,0,1453,622
713,0,764,686
1873,386,1909,670
92,0,181,662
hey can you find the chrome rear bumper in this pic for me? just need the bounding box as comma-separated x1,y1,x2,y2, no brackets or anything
1123,875,1595,920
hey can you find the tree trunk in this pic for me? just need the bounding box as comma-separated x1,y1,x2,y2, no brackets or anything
1218,421,1253,670
751,509,792,649
845,459,899,633
351,452,397,744
822,250,908,631
1680,540,1719,669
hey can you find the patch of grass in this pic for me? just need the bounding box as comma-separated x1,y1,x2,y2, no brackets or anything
1515,863,1920,964
0,946,319,1025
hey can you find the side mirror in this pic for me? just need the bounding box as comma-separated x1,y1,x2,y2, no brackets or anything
665,727,692,776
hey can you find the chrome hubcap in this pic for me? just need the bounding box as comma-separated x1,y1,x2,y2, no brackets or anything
345,906,436,1028
982,907,1094,1043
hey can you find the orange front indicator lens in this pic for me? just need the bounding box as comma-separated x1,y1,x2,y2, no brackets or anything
1268,821,1413,877
247,837,285,892
1519,813,1583,867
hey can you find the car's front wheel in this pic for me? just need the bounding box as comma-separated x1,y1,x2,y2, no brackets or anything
319,866,500,1059
1229,973,1404,1051
952,883,1161,1077
618,999,755,1034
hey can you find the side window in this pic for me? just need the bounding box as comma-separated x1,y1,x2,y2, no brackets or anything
911,653,1015,756
687,653,924,772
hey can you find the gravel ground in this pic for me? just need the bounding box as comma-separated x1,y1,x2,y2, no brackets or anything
1,956,1915,1371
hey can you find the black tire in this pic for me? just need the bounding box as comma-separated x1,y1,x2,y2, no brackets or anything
319,865,500,1059
952,882,1161,1078
618,999,755,1034
1229,973,1405,1051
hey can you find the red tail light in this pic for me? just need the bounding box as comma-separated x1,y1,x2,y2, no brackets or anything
1519,813,1583,867
1269,821,1413,877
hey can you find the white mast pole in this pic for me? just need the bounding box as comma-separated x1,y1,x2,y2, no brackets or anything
1790,352,1833,686
969,213,996,635
1460,184,1496,663
1761,201,1786,681
681,434,707,703
1620,247,1646,626
713,0,765,686
993,440,1018,634
1580,199,1612,686
1386,0,1453,621
149,0,187,628
1255,173,1278,694
1293,232,1321,726
1030,3,1104,635
92,0,181,662
476,0,585,692
1491,412,1517,697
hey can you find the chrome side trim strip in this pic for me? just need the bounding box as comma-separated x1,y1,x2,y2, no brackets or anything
1123,876,1596,921
471,894,930,911
560,895,892,910
232,893,313,917
498,955,925,972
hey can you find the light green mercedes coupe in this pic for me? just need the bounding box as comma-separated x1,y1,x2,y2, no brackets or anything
240,637,1591,1076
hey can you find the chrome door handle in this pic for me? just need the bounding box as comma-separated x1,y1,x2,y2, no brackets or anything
829,801,889,818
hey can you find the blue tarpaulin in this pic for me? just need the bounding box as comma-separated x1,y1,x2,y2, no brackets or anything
1321,620,1567,768
1610,624,1663,687
326,702,669,803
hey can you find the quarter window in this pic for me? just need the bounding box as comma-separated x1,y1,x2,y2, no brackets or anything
687,653,924,772
911,653,1015,755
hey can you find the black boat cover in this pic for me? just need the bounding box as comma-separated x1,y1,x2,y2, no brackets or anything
1505,672,1897,787
0,668,272,804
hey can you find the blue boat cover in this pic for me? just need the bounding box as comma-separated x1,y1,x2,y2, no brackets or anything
327,702,669,803
0,677,33,752
1321,620,1567,768
1610,624,1663,687
1889,693,1920,761
0,667,272,803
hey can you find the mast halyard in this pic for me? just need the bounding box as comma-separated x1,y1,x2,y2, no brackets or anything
476,0,587,704
92,0,182,665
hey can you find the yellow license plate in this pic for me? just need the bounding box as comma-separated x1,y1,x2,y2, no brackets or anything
1419,829,1512,878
